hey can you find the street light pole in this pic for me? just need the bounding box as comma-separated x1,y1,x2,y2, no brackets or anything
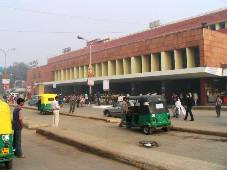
77,36,93,104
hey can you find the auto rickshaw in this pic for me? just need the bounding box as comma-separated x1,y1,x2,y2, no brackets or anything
122,95,171,135
0,100,13,169
38,94,57,115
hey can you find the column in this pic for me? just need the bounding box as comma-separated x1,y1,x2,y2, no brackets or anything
131,56,142,74
215,23,221,30
61,69,64,81
84,65,88,78
200,78,208,105
225,21,227,28
161,52,172,71
142,55,150,72
186,48,195,68
116,59,123,75
79,66,84,78
123,58,131,74
37,84,45,95
58,70,61,81
102,62,108,76
95,63,102,77
151,53,161,72
108,60,116,76
69,68,74,80
74,67,79,79
54,71,57,81
174,50,183,69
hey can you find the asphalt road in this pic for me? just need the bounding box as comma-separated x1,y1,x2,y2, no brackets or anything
19,108,227,167
0,130,138,170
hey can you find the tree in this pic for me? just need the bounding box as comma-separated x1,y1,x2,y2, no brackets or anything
6,62,29,81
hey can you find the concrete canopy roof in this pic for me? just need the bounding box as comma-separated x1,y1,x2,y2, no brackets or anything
41,67,223,87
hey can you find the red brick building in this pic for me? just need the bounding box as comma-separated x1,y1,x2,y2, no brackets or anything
27,8,227,105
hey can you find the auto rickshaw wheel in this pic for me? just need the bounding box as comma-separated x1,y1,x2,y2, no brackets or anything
5,160,13,169
162,126,170,132
143,126,151,135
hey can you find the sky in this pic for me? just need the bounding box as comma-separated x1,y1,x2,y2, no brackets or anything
0,0,226,67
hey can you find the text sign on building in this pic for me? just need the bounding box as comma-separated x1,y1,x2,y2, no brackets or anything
103,79,109,91
87,78,94,86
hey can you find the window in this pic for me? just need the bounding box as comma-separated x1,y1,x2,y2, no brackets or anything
220,22,225,29
209,24,216,30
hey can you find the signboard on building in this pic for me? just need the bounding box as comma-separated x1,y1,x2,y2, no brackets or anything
53,83,56,89
87,78,94,86
103,79,109,91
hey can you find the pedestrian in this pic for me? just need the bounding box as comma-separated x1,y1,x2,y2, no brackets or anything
193,92,199,106
52,96,60,127
184,93,194,121
215,95,222,118
69,95,76,113
13,98,25,158
76,95,80,108
119,97,129,127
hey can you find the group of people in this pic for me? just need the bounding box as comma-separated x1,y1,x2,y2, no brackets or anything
172,93,195,121
67,94,89,113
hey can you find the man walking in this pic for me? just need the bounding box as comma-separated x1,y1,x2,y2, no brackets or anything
215,95,222,118
13,98,25,158
69,95,76,113
119,97,129,127
184,93,194,121
52,96,60,127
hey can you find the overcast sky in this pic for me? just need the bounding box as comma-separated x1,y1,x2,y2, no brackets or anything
0,0,226,67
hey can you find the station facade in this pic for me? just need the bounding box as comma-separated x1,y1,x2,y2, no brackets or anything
27,9,227,105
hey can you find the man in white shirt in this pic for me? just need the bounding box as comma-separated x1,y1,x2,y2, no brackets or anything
52,96,60,127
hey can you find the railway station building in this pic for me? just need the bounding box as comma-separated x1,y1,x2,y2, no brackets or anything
27,8,227,105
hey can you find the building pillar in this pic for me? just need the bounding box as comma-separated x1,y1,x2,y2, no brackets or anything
151,53,160,72
79,66,84,78
95,63,102,77
131,56,142,74
54,71,57,81
123,58,131,74
84,65,88,78
142,55,150,72
37,84,45,95
200,78,208,105
102,62,108,76
61,69,64,81
225,21,227,28
69,68,74,80
215,23,221,30
74,67,79,79
186,48,195,68
174,50,183,69
108,60,116,76
58,70,61,81
161,51,172,71
116,59,123,75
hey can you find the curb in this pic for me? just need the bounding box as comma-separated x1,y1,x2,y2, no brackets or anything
12,105,227,137
36,127,226,170
36,128,169,170
171,126,227,137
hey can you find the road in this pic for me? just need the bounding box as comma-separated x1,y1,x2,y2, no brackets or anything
0,130,138,170
20,108,227,167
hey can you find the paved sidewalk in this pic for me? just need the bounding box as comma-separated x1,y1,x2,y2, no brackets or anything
19,103,227,137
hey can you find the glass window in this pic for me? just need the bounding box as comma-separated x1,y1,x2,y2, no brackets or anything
209,24,216,30
220,22,225,29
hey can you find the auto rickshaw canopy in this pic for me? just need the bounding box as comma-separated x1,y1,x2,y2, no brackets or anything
0,100,12,134
39,94,57,105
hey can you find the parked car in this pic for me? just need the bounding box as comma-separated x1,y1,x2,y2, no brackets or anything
28,95,39,106
103,101,123,117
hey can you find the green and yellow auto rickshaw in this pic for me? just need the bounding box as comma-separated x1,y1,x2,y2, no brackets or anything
122,95,171,135
0,100,13,169
38,94,56,115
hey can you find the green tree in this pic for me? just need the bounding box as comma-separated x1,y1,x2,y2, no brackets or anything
6,62,29,81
